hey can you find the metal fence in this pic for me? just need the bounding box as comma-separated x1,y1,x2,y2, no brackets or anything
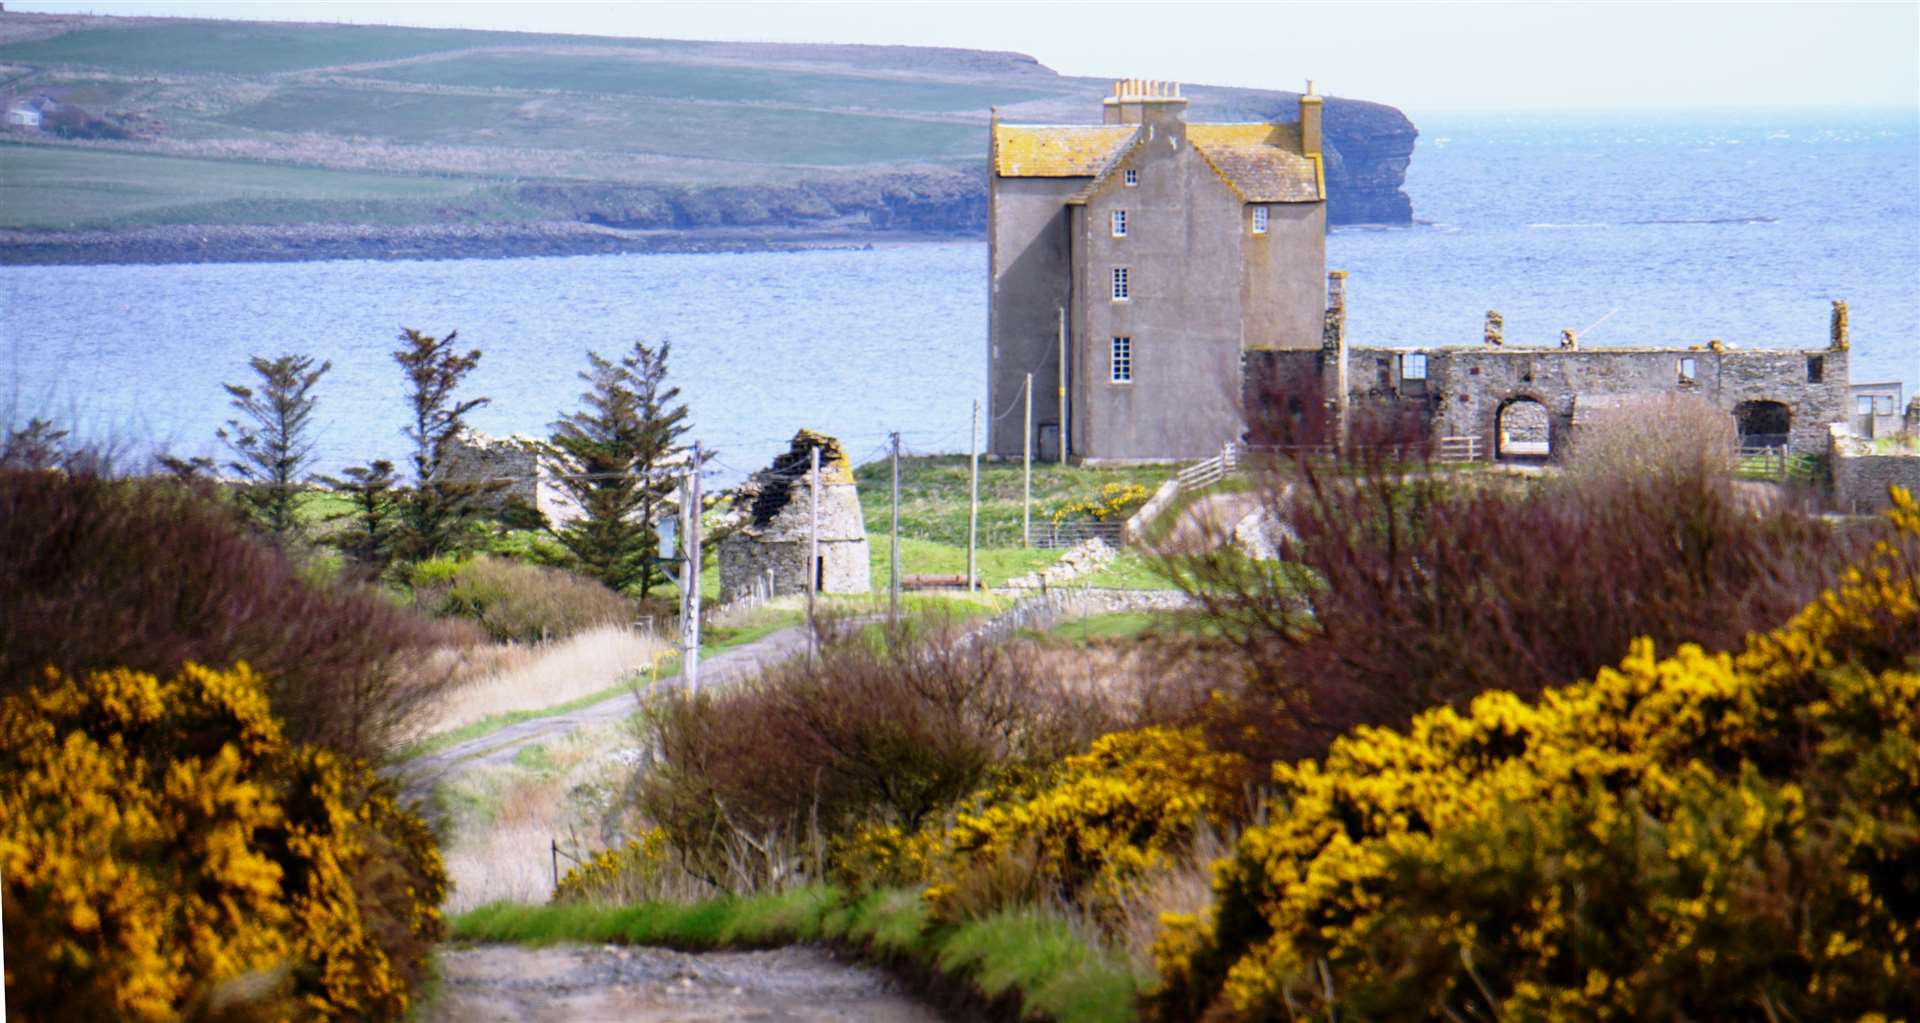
1031,520,1124,549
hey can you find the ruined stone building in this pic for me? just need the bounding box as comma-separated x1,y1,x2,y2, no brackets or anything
1298,297,1858,460
718,431,871,601
988,79,1329,462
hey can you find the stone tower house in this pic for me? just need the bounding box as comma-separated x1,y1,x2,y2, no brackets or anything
988,79,1329,461
718,430,871,600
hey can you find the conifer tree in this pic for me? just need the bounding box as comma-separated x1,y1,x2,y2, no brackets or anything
392,328,491,562
544,339,689,596
217,354,331,538
320,459,401,577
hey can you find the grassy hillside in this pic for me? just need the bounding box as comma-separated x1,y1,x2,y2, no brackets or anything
0,143,516,229
0,12,1416,241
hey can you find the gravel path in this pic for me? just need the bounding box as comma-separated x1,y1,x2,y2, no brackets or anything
426,944,943,1023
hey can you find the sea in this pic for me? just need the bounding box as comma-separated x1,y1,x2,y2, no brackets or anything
3,108,1916,480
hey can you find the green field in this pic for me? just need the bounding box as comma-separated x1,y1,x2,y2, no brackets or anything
215,85,979,167
854,455,1170,547
0,143,513,229
363,52,1053,113
0,21,684,75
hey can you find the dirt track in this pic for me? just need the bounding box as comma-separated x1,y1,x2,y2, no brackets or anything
427,944,943,1023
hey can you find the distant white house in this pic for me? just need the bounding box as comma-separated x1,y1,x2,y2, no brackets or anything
5,103,41,129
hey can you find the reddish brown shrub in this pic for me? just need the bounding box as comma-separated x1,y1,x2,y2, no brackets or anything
1170,411,1866,765
634,616,1148,890
0,466,479,759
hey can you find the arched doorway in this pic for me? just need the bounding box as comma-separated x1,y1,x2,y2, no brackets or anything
1496,397,1553,461
1734,400,1791,449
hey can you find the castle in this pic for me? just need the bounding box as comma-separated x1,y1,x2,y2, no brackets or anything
987,80,1329,462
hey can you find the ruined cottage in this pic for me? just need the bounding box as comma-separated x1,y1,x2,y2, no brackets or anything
989,79,1329,462
718,431,871,600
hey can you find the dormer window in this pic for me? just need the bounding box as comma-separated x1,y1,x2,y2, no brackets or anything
1112,210,1127,237
1111,267,1130,301
1251,206,1268,234
1124,168,1138,187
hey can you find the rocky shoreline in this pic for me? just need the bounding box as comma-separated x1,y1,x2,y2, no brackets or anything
0,220,974,267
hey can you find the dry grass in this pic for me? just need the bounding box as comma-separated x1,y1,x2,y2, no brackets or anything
414,625,673,740
438,722,640,913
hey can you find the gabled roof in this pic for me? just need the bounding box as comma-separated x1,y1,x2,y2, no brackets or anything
1188,123,1322,203
994,120,1321,204
993,124,1137,177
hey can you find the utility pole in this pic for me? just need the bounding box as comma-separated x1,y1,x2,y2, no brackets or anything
807,443,820,660
685,440,702,693
1023,372,1033,548
1057,306,1068,465
967,400,979,592
889,430,901,625
676,469,694,692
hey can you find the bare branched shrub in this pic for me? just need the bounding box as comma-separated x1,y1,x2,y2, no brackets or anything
1567,391,1735,488
1167,401,1864,765
0,465,479,759
634,615,1141,892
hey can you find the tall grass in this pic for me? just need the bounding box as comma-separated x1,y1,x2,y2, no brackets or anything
412,624,671,740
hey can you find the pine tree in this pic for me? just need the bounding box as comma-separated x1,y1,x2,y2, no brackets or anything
320,459,401,577
217,354,331,538
543,338,689,596
391,328,490,562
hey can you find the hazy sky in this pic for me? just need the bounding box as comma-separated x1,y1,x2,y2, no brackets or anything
14,1,1920,114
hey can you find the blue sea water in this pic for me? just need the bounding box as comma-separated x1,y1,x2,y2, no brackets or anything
3,108,1915,478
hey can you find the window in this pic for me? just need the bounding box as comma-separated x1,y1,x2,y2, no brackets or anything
1111,336,1133,383
1402,352,1427,380
1859,395,1877,416
1111,266,1130,301
1123,168,1138,186
1878,395,1897,415
1251,206,1269,234
1679,357,1696,382
1806,355,1824,383
1111,209,1127,237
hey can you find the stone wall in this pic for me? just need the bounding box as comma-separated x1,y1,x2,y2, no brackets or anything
438,429,538,508
718,430,872,600
1345,342,1850,458
1830,425,1920,513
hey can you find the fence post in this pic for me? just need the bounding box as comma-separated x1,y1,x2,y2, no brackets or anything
551,838,559,891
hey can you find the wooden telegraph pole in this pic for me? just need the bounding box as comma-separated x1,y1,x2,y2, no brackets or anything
889,431,901,625
807,443,820,660
967,400,979,592
685,440,702,693
1023,372,1033,548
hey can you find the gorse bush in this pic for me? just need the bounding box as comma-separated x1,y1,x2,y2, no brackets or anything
418,554,634,643
0,663,447,1022
913,726,1251,923
0,466,478,759
1148,490,1920,1022
552,828,671,904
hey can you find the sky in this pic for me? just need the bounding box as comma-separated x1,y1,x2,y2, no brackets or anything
13,0,1920,114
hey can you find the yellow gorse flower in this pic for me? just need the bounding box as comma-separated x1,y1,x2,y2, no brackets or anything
1,663,447,1021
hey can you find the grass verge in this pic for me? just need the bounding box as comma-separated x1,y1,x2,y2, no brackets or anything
450,887,1143,1023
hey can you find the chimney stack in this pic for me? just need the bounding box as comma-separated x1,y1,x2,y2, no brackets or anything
1298,79,1323,158
1103,78,1188,129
